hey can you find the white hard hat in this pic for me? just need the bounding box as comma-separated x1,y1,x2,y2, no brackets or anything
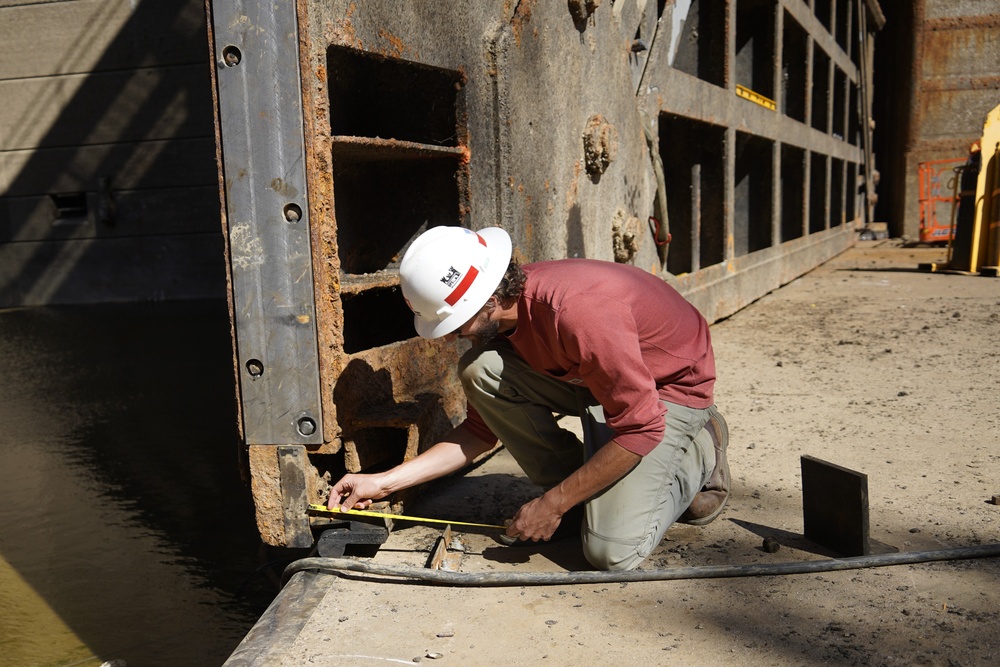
399,226,512,339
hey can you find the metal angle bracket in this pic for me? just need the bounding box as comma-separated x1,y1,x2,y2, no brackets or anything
210,0,323,445
426,524,465,572
316,521,390,558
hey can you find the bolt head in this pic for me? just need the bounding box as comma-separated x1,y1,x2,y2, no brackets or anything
297,416,317,437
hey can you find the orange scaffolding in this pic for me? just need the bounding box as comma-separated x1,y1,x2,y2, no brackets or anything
918,157,966,244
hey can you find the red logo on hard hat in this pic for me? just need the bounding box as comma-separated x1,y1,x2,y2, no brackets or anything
444,266,479,306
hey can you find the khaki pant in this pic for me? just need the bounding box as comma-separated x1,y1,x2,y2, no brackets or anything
459,340,717,571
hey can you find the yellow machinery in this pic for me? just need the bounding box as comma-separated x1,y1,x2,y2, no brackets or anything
923,102,1000,275
981,104,1000,275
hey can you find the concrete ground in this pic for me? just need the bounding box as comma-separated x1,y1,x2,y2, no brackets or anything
227,241,1000,667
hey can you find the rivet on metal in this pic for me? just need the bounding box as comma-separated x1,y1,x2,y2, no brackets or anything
283,203,302,222
246,359,264,377
222,46,242,67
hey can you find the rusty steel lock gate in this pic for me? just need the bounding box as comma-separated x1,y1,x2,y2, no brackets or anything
208,0,883,548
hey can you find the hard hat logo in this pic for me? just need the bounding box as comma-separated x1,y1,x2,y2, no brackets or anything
443,266,479,306
440,267,462,288
399,226,512,339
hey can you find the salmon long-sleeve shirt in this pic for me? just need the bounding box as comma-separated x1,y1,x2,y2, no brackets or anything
461,258,716,457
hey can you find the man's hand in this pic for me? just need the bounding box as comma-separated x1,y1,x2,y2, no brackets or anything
503,440,642,543
328,473,389,511
505,493,564,542
325,424,496,512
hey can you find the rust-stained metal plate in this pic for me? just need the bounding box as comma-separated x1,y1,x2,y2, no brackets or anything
278,445,314,548
210,0,324,446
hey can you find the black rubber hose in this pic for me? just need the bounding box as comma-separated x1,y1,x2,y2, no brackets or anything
282,542,1000,587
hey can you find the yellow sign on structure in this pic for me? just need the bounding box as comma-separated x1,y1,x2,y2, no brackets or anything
736,84,776,111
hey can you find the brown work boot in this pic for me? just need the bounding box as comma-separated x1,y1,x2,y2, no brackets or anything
678,406,730,526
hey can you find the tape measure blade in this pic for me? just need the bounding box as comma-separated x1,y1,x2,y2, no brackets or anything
307,504,505,529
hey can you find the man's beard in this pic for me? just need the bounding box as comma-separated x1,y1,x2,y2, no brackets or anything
468,319,501,348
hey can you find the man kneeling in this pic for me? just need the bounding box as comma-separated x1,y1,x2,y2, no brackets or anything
328,226,730,571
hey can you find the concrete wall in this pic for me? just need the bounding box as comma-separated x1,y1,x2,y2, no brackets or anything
0,0,225,307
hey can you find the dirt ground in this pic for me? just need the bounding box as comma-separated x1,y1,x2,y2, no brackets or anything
251,241,1000,667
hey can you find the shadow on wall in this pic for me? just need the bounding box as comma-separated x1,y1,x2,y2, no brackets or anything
332,358,458,482
0,0,226,307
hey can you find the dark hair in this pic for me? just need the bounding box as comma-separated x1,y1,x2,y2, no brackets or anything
492,261,526,306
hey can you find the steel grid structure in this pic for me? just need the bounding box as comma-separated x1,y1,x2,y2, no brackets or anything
208,0,882,546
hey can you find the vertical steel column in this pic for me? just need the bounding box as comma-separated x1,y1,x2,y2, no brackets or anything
772,143,783,246
856,0,875,225
773,5,785,247
210,1,323,445
844,0,856,226
826,44,836,135
725,127,737,260
724,0,736,261
824,26,835,232
824,155,833,229
803,20,814,238
831,0,839,45
692,163,702,272
803,154,812,237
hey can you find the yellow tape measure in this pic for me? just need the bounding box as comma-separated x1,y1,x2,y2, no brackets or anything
308,503,507,530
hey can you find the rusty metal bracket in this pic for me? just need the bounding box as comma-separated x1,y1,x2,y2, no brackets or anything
426,524,465,572
315,521,389,558
209,0,323,445
278,446,314,549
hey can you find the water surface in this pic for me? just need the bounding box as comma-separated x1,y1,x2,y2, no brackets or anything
0,302,280,666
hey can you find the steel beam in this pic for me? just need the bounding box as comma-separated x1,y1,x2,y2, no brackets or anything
210,0,323,445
